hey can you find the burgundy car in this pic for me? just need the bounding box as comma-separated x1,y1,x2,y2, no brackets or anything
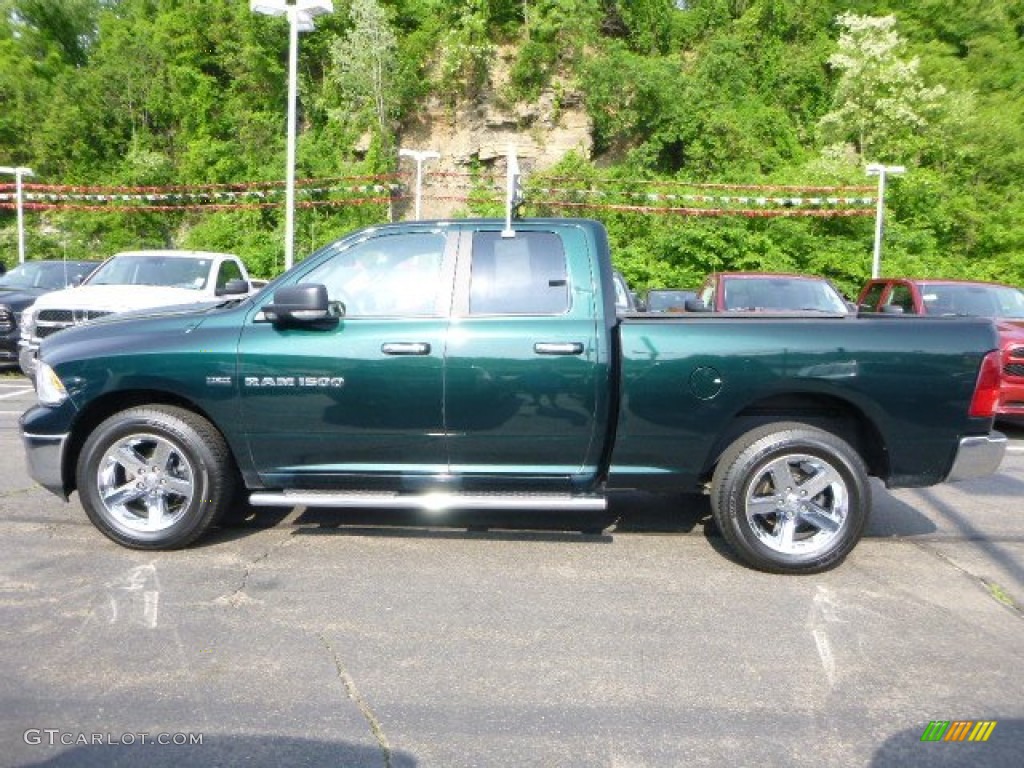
697,272,851,314
857,278,1024,424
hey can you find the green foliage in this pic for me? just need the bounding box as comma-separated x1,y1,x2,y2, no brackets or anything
325,0,400,151
1,0,1023,290
434,1,495,101
818,14,950,163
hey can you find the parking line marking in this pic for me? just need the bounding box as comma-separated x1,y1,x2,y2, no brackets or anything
0,389,32,400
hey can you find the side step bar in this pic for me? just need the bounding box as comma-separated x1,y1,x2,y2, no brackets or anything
248,490,607,512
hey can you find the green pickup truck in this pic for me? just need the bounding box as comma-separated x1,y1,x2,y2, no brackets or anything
20,219,1006,573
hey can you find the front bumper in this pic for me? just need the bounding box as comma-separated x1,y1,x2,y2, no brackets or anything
0,338,17,363
946,432,1007,483
21,431,70,498
996,376,1024,424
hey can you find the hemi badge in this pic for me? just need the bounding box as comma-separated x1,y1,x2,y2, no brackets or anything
206,376,233,386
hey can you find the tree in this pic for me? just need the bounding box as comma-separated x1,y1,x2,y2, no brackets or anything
327,0,400,149
818,13,947,162
9,0,101,67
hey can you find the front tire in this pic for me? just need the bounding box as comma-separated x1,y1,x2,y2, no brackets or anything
76,405,236,549
711,422,870,574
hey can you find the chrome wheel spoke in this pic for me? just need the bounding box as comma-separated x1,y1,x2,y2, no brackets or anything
114,444,149,476
145,494,169,528
151,441,175,472
799,502,842,534
797,464,837,500
746,494,780,518
102,481,147,509
772,515,797,550
764,457,798,491
163,475,193,497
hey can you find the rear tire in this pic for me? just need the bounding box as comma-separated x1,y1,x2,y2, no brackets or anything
76,405,235,549
711,422,870,574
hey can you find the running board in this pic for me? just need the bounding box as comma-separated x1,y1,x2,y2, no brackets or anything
248,490,607,512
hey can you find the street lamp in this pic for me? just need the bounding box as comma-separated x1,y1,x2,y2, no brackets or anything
866,163,906,279
250,0,333,271
0,165,34,264
398,148,440,220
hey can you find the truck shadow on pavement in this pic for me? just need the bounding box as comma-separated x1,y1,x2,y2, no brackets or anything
214,485,939,558
215,490,711,546
870,718,1022,768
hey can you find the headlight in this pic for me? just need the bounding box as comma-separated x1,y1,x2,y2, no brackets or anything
36,362,68,406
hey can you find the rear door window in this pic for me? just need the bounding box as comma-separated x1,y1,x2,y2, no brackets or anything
468,231,569,315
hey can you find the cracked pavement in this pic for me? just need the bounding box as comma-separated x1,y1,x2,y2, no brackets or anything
1,377,1022,766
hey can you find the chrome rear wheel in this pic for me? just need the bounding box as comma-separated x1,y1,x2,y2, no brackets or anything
711,422,870,573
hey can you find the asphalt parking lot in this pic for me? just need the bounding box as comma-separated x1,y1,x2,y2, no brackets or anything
1,374,1022,767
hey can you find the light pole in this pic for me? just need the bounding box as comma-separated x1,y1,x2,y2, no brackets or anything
398,148,440,220
866,163,905,279
250,0,333,271
0,165,34,264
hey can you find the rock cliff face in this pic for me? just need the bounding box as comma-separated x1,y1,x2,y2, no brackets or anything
396,52,592,220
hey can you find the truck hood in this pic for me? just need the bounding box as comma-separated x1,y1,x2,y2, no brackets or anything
81,297,246,328
0,287,44,310
30,284,209,313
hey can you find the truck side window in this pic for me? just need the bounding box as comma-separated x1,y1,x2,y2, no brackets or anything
216,260,243,291
859,283,885,312
303,232,446,317
469,231,569,315
886,284,915,313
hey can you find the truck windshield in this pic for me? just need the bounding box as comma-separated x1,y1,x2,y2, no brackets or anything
647,290,696,312
919,283,1024,319
723,277,849,313
0,262,91,290
86,255,211,290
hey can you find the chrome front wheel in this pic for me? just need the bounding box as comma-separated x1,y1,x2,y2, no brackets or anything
95,433,196,533
77,406,235,549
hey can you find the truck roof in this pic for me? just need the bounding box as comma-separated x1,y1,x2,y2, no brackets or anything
108,249,240,260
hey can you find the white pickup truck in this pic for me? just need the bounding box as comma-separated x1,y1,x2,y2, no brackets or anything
18,249,253,376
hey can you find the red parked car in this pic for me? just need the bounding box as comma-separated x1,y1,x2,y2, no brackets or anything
857,278,1024,424
696,272,852,314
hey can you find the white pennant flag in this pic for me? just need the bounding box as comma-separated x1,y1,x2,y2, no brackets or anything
502,145,523,238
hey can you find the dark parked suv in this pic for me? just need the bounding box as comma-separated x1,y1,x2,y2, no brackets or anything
0,260,98,368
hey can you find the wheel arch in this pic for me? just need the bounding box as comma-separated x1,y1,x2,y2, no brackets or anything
64,389,238,497
702,391,889,483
